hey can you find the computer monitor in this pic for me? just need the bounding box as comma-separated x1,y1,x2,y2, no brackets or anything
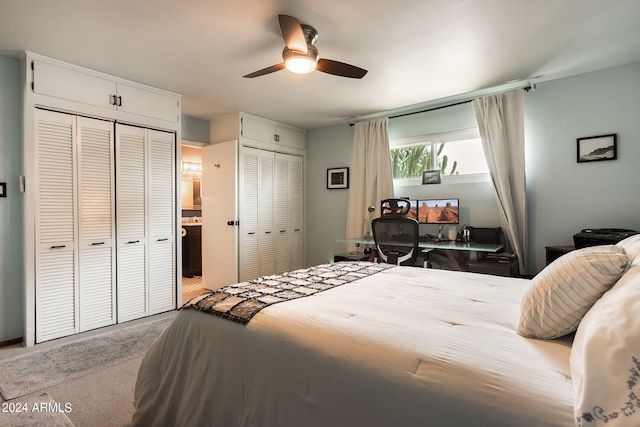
407,199,418,220
417,198,459,224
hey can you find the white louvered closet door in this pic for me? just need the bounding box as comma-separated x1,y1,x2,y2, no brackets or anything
116,124,148,322
258,150,275,276
77,117,116,331
239,147,259,281
288,155,304,270
35,109,78,343
274,154,290,274
148,129,176,314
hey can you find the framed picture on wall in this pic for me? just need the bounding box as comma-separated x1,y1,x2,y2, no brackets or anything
422,170,441,185
577,134,617,163
327,167,349,189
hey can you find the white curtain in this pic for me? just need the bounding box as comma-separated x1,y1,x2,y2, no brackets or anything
345,118,395,247
472,90,528,274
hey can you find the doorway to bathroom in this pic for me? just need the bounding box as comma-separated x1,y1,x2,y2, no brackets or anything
181,143,204,301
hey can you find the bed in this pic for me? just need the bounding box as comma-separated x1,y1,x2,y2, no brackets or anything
132,234,640,427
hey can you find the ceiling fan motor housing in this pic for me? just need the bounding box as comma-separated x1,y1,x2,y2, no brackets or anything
301,24,319,45
282,44,319,63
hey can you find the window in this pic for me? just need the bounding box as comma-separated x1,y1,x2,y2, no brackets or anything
389,127,489,186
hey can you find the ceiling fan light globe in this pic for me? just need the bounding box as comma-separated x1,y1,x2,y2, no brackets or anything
285,56,317,74
283,46,319,74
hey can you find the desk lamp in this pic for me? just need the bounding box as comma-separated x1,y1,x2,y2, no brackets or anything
364,205,375,240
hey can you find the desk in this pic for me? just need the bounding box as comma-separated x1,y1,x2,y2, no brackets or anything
336,239,504,271
337,239,504,263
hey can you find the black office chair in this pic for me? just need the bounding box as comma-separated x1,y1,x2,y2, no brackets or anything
380,198,411,216
371,216,420,266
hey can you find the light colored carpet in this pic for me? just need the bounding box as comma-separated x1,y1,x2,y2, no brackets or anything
45,356,143,427
0,392,75,427
0,312,177,400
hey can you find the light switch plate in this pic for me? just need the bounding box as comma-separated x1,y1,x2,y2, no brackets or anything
0,182,6,197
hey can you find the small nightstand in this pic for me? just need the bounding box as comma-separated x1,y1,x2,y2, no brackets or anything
545,245,575,265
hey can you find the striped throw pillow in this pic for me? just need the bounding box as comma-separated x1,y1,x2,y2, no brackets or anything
517,245,629,339
615,233,640,264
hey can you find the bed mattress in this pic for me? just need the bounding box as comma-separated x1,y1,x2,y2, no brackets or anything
132,265,574,426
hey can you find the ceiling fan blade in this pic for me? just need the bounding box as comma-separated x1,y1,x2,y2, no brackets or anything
317,59,367,79
278,15,308,54
243,63,286,78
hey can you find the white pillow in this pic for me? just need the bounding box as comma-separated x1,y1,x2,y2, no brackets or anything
571,264,640,426
517,245,628,339
615,233,640,264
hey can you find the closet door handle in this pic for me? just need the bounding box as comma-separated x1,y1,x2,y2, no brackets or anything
280,230,287,233
248,232,256,235
264,231,272,234
294,229,301,232
111,94,117,105
117,96,122,107
157,238,168,242
50,245,66,249
126,240,140,244
91,242,105,246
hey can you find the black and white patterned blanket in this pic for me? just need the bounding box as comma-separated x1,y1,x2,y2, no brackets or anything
181,261,394,324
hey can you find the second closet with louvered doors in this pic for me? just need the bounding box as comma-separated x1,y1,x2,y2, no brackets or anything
238,146,304,282
116,124,176,323
239,147,275,281
35,109,116,343
275,153,303,274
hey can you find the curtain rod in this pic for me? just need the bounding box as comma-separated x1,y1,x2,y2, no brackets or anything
349,84,535,126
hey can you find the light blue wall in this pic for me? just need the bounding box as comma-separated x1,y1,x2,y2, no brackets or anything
306,62,640,273
0,56,23,342
525,62,640,271
181,114,210,143
306,124,355,265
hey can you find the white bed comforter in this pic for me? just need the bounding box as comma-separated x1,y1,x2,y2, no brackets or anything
132,266,574,427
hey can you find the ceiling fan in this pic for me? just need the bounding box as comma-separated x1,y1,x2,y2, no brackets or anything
243,15,367,79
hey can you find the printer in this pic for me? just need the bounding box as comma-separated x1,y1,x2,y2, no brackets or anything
573,228,638,248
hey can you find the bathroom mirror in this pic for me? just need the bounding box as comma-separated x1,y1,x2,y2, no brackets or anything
181,177,202,210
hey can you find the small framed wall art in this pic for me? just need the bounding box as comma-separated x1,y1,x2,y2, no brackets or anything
577,134,617,163
327,167,349,189
422,170,441,185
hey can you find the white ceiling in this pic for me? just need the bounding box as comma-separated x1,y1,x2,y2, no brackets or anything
1,0,639,130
